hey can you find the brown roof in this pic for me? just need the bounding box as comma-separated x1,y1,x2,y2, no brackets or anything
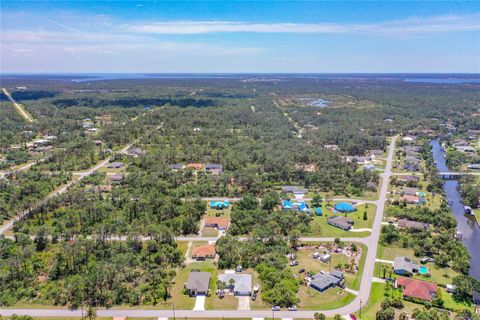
396,277,437,301
401,195,419,204
204,216,229,229
192,244,216,259
398,219,428,230
186,163,204,170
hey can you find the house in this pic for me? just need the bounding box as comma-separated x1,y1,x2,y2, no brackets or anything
108,162,124,169
368,150,384,158
456,146,475,153
402,136,416,143
282,186,308,199
363,164,376,171
334,202,356,213
395,277,438,301
109,174,124,184
185,271,211,296
398,219,429,230
405,156,421,165
401,195,425,205
127,147,145,157
394,257,419,276
347,156,371,165
324,144,340,151
186,163,204,170
218,272,252,296
170,163,185,171
402,187,418,196
403,162,419,172
310,270,344,292
192,244,216,261
204,216,229,230
210,201,230,209
282,200,311,213
327,216,354,231
396,175,419,185
319,253,331,263
205,163,223,174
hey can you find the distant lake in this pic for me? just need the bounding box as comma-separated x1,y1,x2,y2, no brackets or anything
299,98,330,107
404,78,480,84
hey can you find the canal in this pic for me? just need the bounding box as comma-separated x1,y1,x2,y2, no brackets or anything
431,139,480,279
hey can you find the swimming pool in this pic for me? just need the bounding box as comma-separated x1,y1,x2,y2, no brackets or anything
419,266,429,275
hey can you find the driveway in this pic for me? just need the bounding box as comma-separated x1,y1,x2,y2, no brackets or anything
237,296,250,310
193,295,206,311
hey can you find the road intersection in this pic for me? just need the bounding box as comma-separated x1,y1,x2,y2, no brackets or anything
0,136,398,318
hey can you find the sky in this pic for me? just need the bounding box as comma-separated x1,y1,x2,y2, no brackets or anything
1,1,480,73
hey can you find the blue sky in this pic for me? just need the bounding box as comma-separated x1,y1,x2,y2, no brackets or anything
1,1,479,73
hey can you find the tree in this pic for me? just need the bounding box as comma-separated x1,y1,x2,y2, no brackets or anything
86,306,96,320
363,210,368,220
333,314,343,320
314,312,326,320
376,306,395,320
312,194,323,207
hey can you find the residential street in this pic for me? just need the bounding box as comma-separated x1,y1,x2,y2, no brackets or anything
0,136,398,318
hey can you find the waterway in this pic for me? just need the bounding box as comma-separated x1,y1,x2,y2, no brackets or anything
430,139,480,279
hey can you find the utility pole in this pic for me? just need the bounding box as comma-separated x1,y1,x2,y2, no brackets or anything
172,302,176,320
359,298,362,319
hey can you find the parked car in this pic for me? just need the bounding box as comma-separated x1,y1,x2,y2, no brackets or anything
299,268,305,273
272,306,281,311
349,314,358,320
288,305,297,311
289,261,299,266
252,293,257,301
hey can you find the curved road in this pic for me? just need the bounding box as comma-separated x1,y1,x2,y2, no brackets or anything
0,137,397,318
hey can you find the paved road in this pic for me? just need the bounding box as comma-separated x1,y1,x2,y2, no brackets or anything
2,88,34,122
0,143,133,236
0,136,398,318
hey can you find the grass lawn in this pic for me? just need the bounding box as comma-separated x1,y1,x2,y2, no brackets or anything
376,244,415,260
353,282,385,319
167,261,217,310
290,243,367,291
205,293,238,310
177,241,189,257
297,285,355,310
206,207,231,218
376,245,459,286
201,226,219,237
303,204,376,238
97,166,126,173
249,269,270,310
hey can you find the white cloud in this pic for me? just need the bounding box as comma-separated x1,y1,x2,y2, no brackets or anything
125,14,480,36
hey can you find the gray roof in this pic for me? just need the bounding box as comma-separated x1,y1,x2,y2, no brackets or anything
405,156,420,164
205,163,223,170
170,163,184,170
330,269,344,279
186,271,211,292
403,187,418,195
398,219,428,230
328,216,354,230
394,256,419,273
218,273,252,293
282,186,307,194
108,162,124,168
311,273,341,290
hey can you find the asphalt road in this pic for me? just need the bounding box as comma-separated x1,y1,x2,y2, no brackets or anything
0,143,133,236
0,136,398,318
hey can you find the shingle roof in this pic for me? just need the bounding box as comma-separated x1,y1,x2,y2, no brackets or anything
394,256,419,273
186,272,211,292
218,273,252,293
192,244,216,258
396,277,437,301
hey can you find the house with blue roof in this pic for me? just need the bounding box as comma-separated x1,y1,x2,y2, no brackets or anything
210,201,230,209
334,202,356,213
282,200,310,213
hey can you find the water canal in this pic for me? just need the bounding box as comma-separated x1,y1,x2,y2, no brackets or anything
430,139,480,279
